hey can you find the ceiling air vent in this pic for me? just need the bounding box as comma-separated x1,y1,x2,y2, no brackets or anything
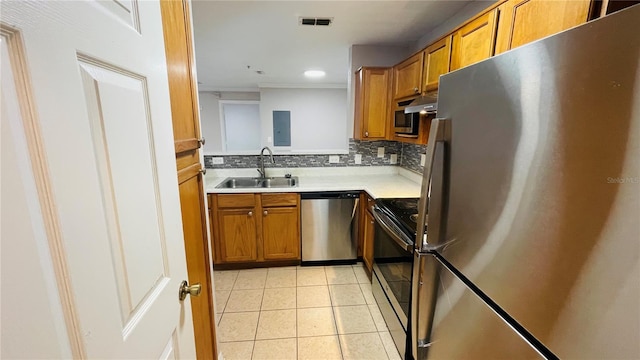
299,17,333,26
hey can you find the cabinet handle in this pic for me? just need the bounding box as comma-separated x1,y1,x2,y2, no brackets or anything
365,131,369,137
248,211,253,217
263,210,268,216
198,137,206,146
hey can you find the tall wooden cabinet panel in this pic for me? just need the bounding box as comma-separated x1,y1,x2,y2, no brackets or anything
178,170,215,360
450,9,499,71
495,0,592,54
423,36,452,92
160,0,215,358
217,209,258,263
354,67,390,140
161,0,202,154
393,52,424,100
262,207,300,260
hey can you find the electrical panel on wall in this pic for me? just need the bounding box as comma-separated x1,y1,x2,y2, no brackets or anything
273,110,291,146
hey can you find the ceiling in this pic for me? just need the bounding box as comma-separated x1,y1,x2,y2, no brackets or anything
192,1,478,92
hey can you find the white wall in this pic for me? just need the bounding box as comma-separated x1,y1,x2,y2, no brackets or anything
259,87,348,154
347,45,413,137
199,91,260,154
412,0,499,52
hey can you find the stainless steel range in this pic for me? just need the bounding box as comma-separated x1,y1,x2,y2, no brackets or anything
370,198,423,359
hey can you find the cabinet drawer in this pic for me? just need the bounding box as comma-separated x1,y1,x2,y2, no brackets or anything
217,194,256,208
262,193,298,207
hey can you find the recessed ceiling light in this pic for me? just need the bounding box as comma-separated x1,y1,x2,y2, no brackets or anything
304,70,325,78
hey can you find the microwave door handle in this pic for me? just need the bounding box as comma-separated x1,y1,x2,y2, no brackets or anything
415,118,447,252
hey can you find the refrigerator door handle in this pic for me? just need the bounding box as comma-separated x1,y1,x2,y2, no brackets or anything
411,250,438,359
415,118,448,251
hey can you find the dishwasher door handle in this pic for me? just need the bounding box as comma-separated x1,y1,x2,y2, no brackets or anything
351,198,359,221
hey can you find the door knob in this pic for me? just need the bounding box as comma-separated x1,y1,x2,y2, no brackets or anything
198,137,206,146
179,280,202,301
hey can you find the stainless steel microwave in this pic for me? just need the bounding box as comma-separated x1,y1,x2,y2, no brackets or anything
394,110,420,136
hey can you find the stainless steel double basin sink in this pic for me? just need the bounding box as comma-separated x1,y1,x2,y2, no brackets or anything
216,176,299,189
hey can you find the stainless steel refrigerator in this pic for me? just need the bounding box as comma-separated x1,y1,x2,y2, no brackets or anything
411,5,640,359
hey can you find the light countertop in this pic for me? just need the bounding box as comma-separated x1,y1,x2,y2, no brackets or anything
204,166,422,199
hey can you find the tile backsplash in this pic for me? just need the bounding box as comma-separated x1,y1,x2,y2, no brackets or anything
399,142,427,174
204,138,427,174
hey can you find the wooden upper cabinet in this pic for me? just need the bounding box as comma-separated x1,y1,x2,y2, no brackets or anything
393,52,424,100
450,9,499,71
354,67,390,140
160,0,202,155
423,36,452,92
495,0,592,54
217,209,258,263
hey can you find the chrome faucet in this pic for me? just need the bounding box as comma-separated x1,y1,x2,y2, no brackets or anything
257,146,274,179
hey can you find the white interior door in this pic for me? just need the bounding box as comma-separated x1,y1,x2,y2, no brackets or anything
1,1,196,358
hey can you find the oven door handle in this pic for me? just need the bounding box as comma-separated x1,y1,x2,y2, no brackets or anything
372,207,414,252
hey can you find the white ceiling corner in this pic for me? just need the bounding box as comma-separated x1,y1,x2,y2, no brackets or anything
191,0,480,92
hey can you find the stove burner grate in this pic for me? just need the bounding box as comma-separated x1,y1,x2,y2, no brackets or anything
390,199,418,210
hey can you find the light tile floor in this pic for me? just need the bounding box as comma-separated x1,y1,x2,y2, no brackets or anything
213,264,402,360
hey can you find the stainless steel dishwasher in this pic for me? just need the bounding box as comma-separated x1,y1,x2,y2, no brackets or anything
301,191,360,264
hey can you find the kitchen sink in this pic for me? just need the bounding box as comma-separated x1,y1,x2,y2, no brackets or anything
216,176,298,189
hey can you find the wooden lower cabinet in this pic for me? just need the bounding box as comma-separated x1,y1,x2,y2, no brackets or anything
217,209,258,263
360,193,376,274
211,193,301,266
262,206,300,260
362,209,375,273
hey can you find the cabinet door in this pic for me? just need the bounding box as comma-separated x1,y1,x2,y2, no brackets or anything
262,207,300,260
423,36,452,92
450,9,499,71
355,67,390,140
363,210,375,273
178,168,216,359
161,0,202,154
393,52,424,100
217,209,258,262
495,0,591,54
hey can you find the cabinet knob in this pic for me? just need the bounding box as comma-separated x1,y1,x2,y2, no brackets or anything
371,220,375,224
364,131,369,137
199,168,207,175
414,87,420,93
198,137,206,146
263,210,268,216
248,211,253,217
